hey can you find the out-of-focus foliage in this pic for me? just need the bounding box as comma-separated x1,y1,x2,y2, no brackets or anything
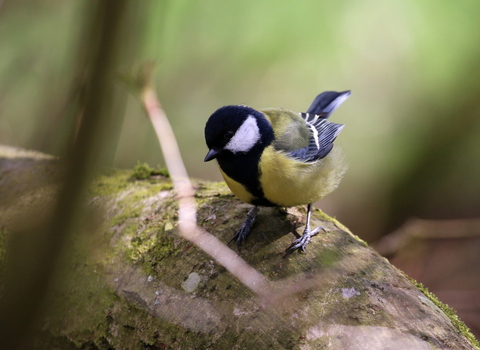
1,0,480,241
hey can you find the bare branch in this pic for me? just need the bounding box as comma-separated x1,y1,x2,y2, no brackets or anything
139,68,272,297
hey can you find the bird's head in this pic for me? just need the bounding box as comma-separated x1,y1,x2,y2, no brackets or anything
204,105,273,162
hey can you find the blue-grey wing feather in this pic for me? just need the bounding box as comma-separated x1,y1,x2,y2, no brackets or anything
290,90,349,162
289,113,344,162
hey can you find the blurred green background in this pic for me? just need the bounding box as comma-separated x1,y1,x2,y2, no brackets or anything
1,0,480,338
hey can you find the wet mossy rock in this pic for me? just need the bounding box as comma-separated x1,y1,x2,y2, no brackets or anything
0,145,478,350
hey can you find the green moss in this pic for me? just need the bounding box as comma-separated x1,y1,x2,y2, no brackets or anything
151,182,173,191
150,232,181,261
410,278,480,349
132,162,153,180
194,181,233,198
86,167,180,278
155,167,169,177
91,169,132,196
132,162,169,180
92,168,171,199
92,167,183,275
124,223,180,266
314,208,368,246
109,206,142,227
319,248,341,267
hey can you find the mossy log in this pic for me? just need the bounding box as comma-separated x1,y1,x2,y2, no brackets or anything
0,145,478,350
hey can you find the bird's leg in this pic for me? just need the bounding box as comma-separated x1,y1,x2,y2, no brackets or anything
230,206,259,249
285,203,325,255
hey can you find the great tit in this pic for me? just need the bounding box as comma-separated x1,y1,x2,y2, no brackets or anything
204,91,350,254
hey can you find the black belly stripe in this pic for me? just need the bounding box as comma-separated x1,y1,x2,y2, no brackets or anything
217,150,275,207
252,196,275,207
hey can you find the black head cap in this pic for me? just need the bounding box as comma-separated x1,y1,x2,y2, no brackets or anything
204,105,273,161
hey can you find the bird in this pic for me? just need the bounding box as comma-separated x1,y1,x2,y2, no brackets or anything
204,91,350,255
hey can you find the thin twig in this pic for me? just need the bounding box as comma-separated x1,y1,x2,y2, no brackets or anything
373,217,480,256
140,77,271,298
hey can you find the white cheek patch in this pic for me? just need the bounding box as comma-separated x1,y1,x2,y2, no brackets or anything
224,115,261,153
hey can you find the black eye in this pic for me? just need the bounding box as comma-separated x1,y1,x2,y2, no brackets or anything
224,131,234,140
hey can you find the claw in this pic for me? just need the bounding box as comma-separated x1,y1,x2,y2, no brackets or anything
283,203,326,257
284,225,324,256
230,206,259,249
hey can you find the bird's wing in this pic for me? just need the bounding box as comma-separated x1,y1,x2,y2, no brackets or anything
262,108,310,152
288,90,350,162
289,114,344,162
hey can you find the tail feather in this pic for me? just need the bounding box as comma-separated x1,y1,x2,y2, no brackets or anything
307,90,351,118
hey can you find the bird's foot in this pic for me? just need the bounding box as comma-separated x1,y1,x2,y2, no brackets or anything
284,225,325,256
229,207,258,249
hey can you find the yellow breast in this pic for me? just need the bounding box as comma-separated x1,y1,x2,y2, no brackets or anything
258,146,346,207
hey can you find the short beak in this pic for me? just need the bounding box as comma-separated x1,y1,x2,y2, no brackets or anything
204,148,221,162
